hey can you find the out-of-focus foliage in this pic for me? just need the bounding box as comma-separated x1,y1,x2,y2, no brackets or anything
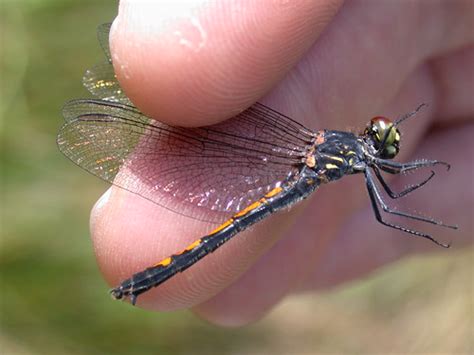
0,1,472,354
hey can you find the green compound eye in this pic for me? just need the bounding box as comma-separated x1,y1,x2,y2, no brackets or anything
382,145,398,159
367,116,401,159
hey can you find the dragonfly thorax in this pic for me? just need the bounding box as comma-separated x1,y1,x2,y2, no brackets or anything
313,130,366,182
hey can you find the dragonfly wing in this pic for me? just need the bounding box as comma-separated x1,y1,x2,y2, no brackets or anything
83,23,132,104
58,99,310,223
83,61,132,105
97,23,112,63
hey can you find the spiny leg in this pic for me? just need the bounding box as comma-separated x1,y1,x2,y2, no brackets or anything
364,168,451,248
373,166,436,199
374,158,450,175
367,169,456,229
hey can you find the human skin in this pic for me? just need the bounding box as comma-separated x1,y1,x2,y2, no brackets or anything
90,0,474,326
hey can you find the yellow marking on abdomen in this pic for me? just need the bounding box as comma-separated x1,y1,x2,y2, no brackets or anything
175,239,204,255
149,190,278,270
325,163,339,169
154,256,172,268
265,187,283,198
208,189,281,236
234,200,263,218
184,239,202,251
209,219,233,235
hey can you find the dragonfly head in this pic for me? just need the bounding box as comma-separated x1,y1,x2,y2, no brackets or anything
364,116,401,159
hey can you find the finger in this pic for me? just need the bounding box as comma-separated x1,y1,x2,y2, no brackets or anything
260,0,474,132
92,2,340,309
110,0,474,129
430,45,474,122
92,0,474,317
93,0,343,311
110,0,342,126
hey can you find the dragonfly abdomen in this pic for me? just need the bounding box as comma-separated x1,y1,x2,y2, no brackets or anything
110,166,320,305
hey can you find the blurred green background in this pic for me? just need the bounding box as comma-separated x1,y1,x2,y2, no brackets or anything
1,1,472,354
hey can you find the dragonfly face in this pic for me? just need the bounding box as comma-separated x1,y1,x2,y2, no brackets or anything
363,116,401,159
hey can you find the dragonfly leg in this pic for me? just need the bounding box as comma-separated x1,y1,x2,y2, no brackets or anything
374,158,450,174
364,168,452,247
373,167,436,199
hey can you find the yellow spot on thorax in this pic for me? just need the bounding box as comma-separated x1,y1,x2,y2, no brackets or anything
327,155,344,163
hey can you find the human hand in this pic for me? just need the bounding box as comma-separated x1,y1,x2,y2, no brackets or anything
91,0,473,326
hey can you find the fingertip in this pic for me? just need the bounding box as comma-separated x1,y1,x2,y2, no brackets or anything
110,0,342,126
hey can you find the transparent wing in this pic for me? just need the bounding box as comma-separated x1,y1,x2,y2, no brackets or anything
58,99,314,223
82,23,132,104
97,23,112,62
83,62,132,104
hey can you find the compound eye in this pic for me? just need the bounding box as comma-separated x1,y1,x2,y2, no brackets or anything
370,116,392,141
368,116,401,158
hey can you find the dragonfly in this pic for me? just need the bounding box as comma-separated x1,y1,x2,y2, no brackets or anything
58,24,457,305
